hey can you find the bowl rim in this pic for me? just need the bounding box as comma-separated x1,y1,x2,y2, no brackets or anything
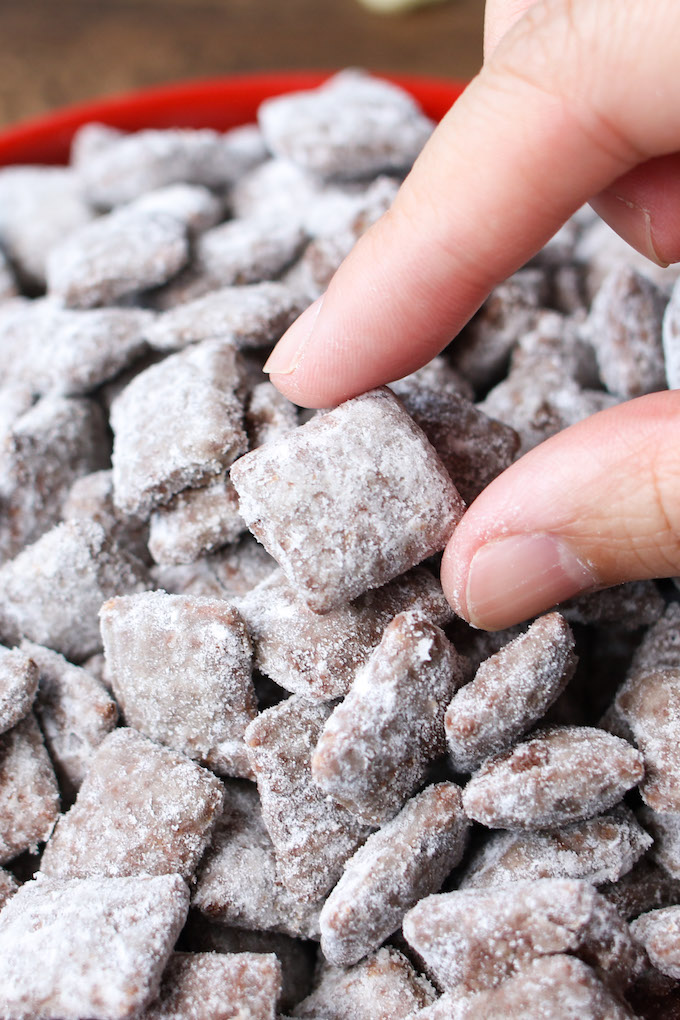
0,70,466,167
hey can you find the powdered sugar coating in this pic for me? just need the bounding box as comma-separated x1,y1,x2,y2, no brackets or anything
0,713,60,863
246,382,299,448
111,340,247,517
100,591,256,777
0,873,189,1020
458,807,652,890
21,640,118,799
600,856,680,921
148,474,245,566
390,354,474,403
245,697,373,901
231,388,464,613
258,70,433,181
143,951,281,1020
130,183,223,235
627,601,680,681
445,614,577,773
40,727,224,880
614,667,680,812
462,727,644,830
150,559,228,600
312,612,464,823
0,519,148,660
631,906,680,980
291,947,437,1020
403,878,640,994
47,207,189,308
0,644,38,735
193,780,322,939
0,868,19,910
320,783,469,966
0,247,17,301
209,535,278,598
63,469,150,565
559,581,664,627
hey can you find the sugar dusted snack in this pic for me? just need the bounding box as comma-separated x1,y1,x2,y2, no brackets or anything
143,951,281,1020
0,713,60,863
231,387,465,612
0,643,38,735
148,474,245,566
630,905,680,980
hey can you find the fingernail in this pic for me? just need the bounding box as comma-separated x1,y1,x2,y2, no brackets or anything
263,295,324,375
463,533,598,630
593,191,669,268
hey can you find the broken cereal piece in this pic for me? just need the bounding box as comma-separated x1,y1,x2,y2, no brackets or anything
614,667,680,812
292,946,437,1020
320,782,469,966
445,613,577,773
245,697,373,902
312,612,464,823
100,591,256,777
143,951,281,1020
193,780,323,939
0,644,39,735
631,905,680,980
21,640,118,799
235,566,451,701
403,878,640,994
231,387,464,613
40,727,224,880
0,874,189,1020
0,713,60,863
0,519,148,661
148,474,245,566
111,339,247,517
462,726,643,829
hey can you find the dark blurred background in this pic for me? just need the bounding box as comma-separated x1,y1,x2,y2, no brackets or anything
0,0,484,128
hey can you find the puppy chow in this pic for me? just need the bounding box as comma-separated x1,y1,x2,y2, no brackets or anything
462,726,644,829
312,612,464,823
148,473,245,566
631,905,680,981
209,535,278,597
129,182,223,235
20,640,118,799
40,727,224,880
320,783,469,966
0,873,189,1020
600,855,680,921
559,580,665,628
100,591,256,776
246,381,299,448
245,697,373,902
637,807,680,879
614,667,680,812
111,339,247,516
627,601,680,680
0,246,18,301
445,613,577,773
0,519,148,660
194,215,307,288
63,468,150,564
0,644,39,735
193,780,323,939
389,354,474,403
231,387,464,613
0,713,60,863
0,867,19,910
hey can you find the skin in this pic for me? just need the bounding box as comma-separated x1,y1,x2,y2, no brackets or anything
265,0,680,629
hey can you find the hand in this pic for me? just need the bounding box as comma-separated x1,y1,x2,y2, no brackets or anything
265,0,680,630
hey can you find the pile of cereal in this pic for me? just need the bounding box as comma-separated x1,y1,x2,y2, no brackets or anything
1,69,680,1019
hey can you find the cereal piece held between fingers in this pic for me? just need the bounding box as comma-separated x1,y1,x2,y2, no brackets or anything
312,612,464,823
231,388,464,613
148,475,245,566
462,726,644,829
0,874,189,1020
0,644,39,736
320,783,469,966
40,727,225,880
0,713,60,863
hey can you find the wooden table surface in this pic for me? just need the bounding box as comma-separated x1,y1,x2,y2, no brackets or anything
0,0,483,129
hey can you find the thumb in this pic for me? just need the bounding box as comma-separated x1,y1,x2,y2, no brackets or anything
441,392,680,630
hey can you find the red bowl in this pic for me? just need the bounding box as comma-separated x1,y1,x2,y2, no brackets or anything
0,71,466,167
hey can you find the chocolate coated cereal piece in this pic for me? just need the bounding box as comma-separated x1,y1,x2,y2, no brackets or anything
600,856,680,921
0,713,60,863
193,780,323,939
626,601,680,682
445,614,577,773
130,183,223,235
111,339,247,517
236,566,451,700
150,558,231,601
638,807,680,879
586,265,667,398
0,644,38,735
196,215,307,286
40,727,224,879
458,807,652,890
509,310,600,388
291,947,437,1020
148,474,245,566
246,382,299,449
0,868,19,910
0,519,148,660
615,668,680,812
0,247,17,301
142,951,281,1020
559,581,665,628
462,726,644,829
258,70,433,181
320,783,469,966
63,469,150,565
0,873,189,1020
390,355,475,403
69,121,123,164
245,697,373,902
312,612,464,823
231,388,464,613
403,878,640,994
100,591,256,777
21,640,118,799
631,906,680,979
146,282,304,352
